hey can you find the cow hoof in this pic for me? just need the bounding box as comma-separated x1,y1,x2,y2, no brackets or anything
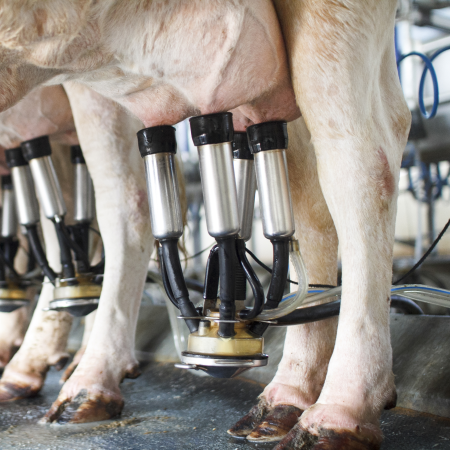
227,398,270,438
246,404,303,443
40,388,124,424
273,424,381,450
0,380,41,401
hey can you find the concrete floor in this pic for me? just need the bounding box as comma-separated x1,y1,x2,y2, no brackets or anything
0,363,449,450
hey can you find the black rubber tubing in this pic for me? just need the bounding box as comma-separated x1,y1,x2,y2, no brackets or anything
158,247,181,309
0,240,20,279
390,296,424,315
54,221,77,283
217,237,237,337
55,220,90,271
271,296,424,327
236,239,265,320
235,257,247,301
160,239,199,333
272,300,341,326
26,225,57,284
265,239,290,310
69,223,91,273
203,245,220,300
250,239,290,336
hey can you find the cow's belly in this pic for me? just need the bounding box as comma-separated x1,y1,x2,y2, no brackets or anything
48,0,300,127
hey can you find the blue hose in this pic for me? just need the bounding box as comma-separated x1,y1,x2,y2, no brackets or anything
397,51,439,119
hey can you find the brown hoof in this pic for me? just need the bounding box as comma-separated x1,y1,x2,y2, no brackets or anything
273,425,382,450
227,398,270,438
273,425,318,449
40,389,124,424
246,404,303,443
0,381,41,402
311,430,381,450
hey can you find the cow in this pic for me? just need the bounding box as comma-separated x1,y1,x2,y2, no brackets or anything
0,84,152,424
0,1,410,448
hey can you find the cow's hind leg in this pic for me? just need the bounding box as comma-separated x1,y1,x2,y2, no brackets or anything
0,147,75,400
41,83,151,424
229,117,339,442
271,0,410,448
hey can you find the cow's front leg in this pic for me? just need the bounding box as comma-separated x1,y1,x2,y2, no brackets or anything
229,118,339,442
271,1,411,448
41,83,152,424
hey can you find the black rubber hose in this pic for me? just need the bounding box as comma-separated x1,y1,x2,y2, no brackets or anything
54,222,77,283
249,320,269,337
203,245,220,300
265,239,290,310
69,223,91,273
235,241,247,302
269,296,424,327
26,239,37,274
91,258,105,275
0,240,20,279
0,252,5,283
55,221,90,270
26,225,57,284
158,247,180,309
391,296,424,315
185,278,204,294
236,240,264,320
4,239,19,267
217,237,237,337
272,301,341,326
250,239,290,336
161,239,199,333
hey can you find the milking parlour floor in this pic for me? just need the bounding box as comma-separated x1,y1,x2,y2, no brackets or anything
0,363,449,450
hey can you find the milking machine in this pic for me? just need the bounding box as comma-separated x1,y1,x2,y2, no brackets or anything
137,113,309,378
0,174,31,312
5,138,102,317
138,112,450,378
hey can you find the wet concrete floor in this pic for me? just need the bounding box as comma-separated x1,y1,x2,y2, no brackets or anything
0,363,449,450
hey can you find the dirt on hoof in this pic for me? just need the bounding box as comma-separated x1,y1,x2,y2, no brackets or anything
246,404,303,443
227,398,270,438
40,389,125,424
273,425,382,450
0,381,41,402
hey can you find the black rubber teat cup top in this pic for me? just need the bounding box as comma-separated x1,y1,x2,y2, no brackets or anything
232,132,253,160
5,147,27,168
21,135,52,161
190,112,234,146
137,125,177,158
1,175,13,190
71,145,86,164
247,121,288,154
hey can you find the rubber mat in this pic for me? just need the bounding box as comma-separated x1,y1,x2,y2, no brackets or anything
0,363,449,450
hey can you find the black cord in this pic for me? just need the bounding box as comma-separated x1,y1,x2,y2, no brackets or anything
151,242,214,263
245,248,336,289
55,221,90,269
0,248,20,279
89,226,102,237
394,217,450,285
